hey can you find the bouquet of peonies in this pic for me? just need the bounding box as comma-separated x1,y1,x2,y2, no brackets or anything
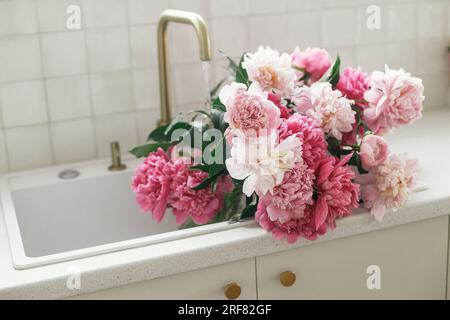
130,46,424,244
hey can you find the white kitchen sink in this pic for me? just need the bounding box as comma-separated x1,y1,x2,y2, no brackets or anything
0,157,248,270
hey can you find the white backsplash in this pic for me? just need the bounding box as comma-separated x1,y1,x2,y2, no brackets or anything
0,0,449,172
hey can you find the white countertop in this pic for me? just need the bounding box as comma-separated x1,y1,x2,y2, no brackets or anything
1,108,450,299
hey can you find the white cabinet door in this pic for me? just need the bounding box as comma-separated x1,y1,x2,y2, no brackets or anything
71,258,257,300
257,216,448,299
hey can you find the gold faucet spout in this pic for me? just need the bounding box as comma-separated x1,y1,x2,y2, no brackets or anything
157,9,212,126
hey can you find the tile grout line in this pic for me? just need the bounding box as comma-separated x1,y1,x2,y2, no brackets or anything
125,0,141,146
34,0,56,167
80,1,100,160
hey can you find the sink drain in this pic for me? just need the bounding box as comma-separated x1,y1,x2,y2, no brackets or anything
58,169,80,180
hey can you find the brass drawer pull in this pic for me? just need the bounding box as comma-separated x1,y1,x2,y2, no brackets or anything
279,271,296,287
224,282,241,300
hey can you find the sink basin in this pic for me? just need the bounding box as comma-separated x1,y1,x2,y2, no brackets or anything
0,157,247,269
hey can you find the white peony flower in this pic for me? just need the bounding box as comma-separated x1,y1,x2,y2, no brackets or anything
225,132,302,197
242,46,296,97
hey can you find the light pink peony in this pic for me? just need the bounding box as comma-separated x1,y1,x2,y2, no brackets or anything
294,82,356,140
131,148,173,223
219,82,281,138
169,158,234,225
242,46,297,97
336,67,370,102
359,134,389,171
291,47,331,83
258,162,315,224
278,113,328,169
314,154,360,230
358,153,418,222
256,203,327,244
364,66,424,134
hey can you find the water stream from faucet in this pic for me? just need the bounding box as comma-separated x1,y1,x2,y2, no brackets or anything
202,61,212,110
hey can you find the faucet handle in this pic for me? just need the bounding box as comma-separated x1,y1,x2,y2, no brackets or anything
108,141,127,171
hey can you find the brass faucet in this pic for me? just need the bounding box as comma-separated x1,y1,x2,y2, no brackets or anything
108,141,126,171
157,9,212,126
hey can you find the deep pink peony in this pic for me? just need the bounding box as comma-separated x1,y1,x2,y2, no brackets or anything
131,148,173,223
267,92,291,119
258,162,315,224
364,66,424,134
314,154,360,231
336,67,370,102
278,113,328,169
256,202,327,243
169,158,234,225
359,134,389,170
291,47,331,83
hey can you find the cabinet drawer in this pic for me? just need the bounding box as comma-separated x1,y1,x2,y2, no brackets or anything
72,258,256,300
257,216,448,299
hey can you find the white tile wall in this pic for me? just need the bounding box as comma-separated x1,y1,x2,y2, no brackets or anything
37,0,83,32
5,124,53,171
41,31,88,77
0,0,39,37
0,0,448,172
46,75,92,121
86,27,130,73
51,118,96,163
90,71,135,115
0,80,48,127
0,35,42,83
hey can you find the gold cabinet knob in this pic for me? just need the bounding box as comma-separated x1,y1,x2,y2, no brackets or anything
224,282,241,300
279,271,296,287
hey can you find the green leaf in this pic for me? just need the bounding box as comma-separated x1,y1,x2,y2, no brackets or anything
191,174,220,190
189,164,209,172
326,136,341,157
212,97,226,112
240,194,259,220
225,55,239,74
235,54,250,87
129,142,175,158
208,163,226,177
147,122,192,142
327,55,341,87
147,124,170,142
210,78,227,99
210,109,228,132
240,204,257,220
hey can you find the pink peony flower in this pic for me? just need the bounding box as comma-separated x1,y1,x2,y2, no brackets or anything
341,120,365,145
314,154,360,231
258,162,315,224
336,67,370,102
291,86,313,112
278,113,328,169
131,148,173,223
267,92,291,119
169,158,234,225
219,82,281,138
359,134,389,171
256,202,327,244
294,82,356,140
358,153,418,222
291,47,331,83
364,66,424,134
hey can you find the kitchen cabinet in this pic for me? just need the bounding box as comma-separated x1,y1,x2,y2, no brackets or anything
256,216,448,299
71,258,257,300
72,216,448,300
